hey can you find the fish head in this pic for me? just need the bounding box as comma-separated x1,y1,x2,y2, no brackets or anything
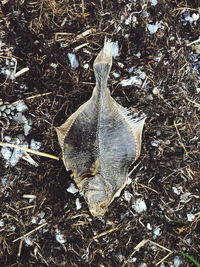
80,174,114,217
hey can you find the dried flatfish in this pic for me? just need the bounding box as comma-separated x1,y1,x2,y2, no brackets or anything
56,40,146,216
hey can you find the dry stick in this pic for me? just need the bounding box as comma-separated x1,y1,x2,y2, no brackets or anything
13,222,48,243
124,239,173,267
137,182,159,194
92,227,118,240
0,142,59,161
10,92,53,106
186,38,200,46
18,236,24,257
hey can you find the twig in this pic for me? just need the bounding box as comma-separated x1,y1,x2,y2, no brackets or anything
0,142,59,160
10,92,53,106
18,236,24,257
15,67,29,78
13,222,48,243
22,194,37,199
137,182,159,194
186,38,200,46
92,227,118,240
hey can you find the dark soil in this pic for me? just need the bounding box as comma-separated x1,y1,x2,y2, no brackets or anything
0,0,199,266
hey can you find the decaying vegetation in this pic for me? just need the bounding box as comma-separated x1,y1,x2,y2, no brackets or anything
0,0,199,266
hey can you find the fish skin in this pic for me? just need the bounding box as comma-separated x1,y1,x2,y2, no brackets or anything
56,39,146,217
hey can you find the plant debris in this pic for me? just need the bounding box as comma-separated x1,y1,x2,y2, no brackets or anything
0,0,199,266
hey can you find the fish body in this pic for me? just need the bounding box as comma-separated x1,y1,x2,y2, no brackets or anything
56,40,145,216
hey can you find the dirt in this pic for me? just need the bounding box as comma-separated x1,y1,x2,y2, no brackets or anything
0,0,199,266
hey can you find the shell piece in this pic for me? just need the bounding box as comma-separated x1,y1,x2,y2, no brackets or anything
56,40,146,216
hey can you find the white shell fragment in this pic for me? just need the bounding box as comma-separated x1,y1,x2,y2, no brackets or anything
55,228,67,244
66,183,78,194
75,198,81,210
120,76,143,87
111,41,119,57
147,23,159,34
173,255,182,267
132,198,147,213
67,53,79,69
56,40,146,216
187,213,195,222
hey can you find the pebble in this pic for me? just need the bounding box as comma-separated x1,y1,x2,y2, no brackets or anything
147,223,152,230
15,101,28,112
30,139,41,150
1,147,12,161
55,228,67,244
150,0,158,5
138,263,147,267
187,213,195,222
124,190,133,202
0,105,6,111
147,23,159,34
24,236,33,246
38,211,45,219
4,109,10,114
67,53,79,69
111,41,119,57
75,198,81,210
153,227,161,238
113,72,120,78
24,123,32,136
132,198,147,213
0,219,5,227
83,63,89,69
66,183,78,194
173,255,182,267
120,76,142,87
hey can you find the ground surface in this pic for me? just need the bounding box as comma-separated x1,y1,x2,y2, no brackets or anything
0,0,200,266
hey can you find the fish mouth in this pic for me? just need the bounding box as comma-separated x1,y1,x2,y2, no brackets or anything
80,175,114,217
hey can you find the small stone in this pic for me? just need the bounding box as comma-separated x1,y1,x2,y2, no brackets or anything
66,183,78,194
0,105,6,111
173,255,182,267
15,101,28,112
67,53,79,69
113,72,120,78
111,41,119,57
4,109,10,115
156,130,161,136
30,139,41,150
146,94,153,101
147,23,159,34
0,219,4,227
84,63,89,69
192,13,199,21
138,263,147,267
132,198,147,213
75,198,81,210
187,213,195,222
153,87,159,95
124,190,133,202
31,217,37,224
24,236,33,246
153,227,161,237
150,0,158,5
55,228,67,244
1,147,12,161
120,76,142,87
24,123,32,136
38,211,45,219
147,223,152,230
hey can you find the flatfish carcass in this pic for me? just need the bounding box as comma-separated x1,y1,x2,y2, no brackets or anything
56,40,146,217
